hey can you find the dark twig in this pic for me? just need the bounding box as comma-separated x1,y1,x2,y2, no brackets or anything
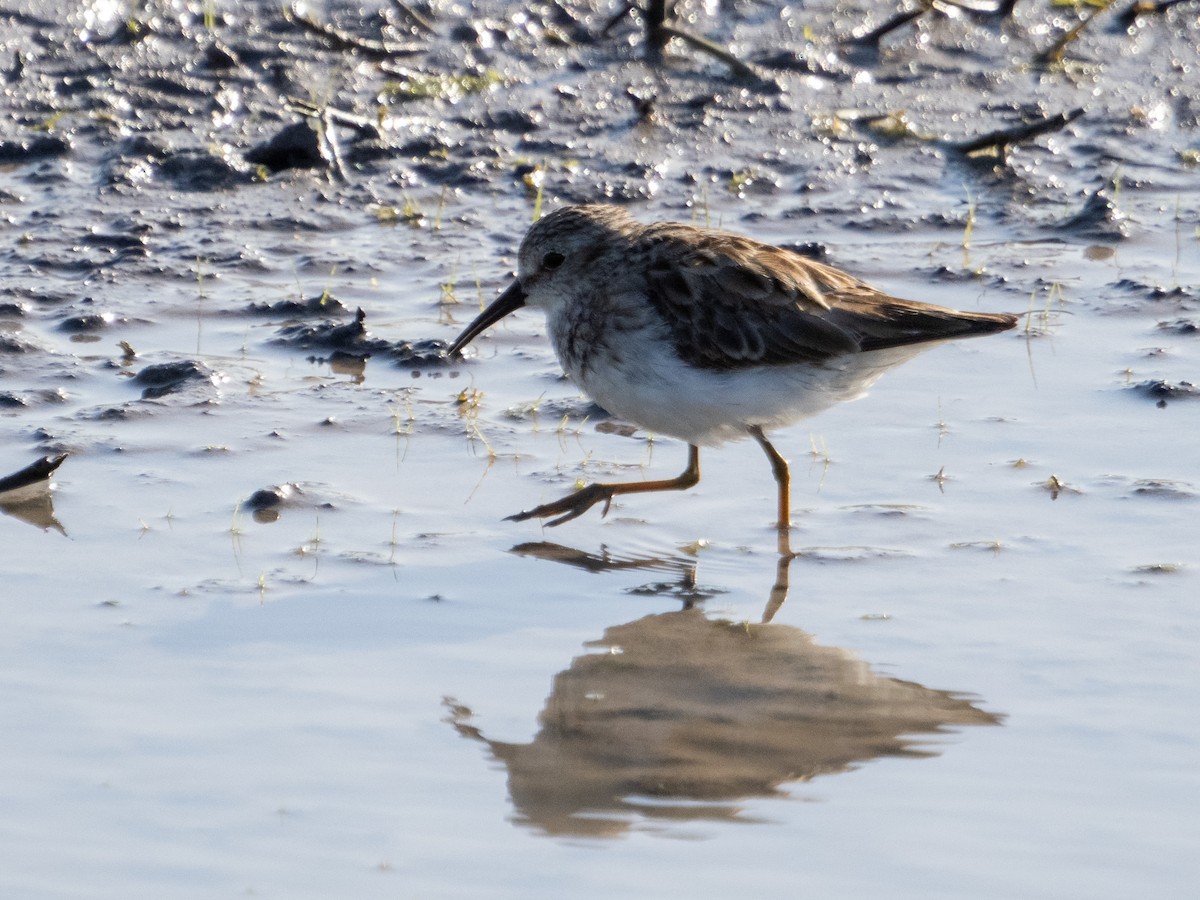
319,110,350,183
544,0,593,43
1033,5,1104,68
951,107,1085,158
1115,0,1198,28
201,38,243,70
658,24,761,81
844,5,929,47
285,98,383,182
286,98,381,135
844,0,1018,51
645,0,670,58
600,1,636,36
285,2,421,59
597,1,767,85
386,0,434,34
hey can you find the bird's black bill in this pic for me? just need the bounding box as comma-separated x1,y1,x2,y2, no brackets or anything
446,281,527,357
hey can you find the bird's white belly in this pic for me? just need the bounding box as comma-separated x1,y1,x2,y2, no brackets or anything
562,324,929,447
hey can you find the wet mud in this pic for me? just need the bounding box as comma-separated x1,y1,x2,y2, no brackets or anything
1,0,1198,894
2,1,1197,424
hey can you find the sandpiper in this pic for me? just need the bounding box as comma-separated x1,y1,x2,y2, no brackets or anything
448,204,1016,534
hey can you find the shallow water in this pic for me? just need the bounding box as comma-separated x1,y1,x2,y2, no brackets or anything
3,1,1199,897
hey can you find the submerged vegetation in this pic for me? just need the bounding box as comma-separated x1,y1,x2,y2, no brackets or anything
381,69,505,103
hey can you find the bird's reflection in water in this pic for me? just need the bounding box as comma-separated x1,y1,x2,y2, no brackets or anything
448,542,1001,838
1,494,66,534
0,455,67,535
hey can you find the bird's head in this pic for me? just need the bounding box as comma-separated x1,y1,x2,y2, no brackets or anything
446,205,634,356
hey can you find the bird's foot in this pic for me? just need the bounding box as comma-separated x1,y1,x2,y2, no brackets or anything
505,483,616,527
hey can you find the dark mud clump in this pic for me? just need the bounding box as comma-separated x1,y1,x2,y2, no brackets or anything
245,296,352,318
1157,319,1200,336
244,482,304,523
389,339,452,367
0,388,69,409
1129,479,1196,501
0,332,48,355
271,308,392,354
1055,188,1128,241
0,135,71,163
270,308,451,367
133,360,219,400
244,482,337,523
59,313,123,333
0,453,67,495
1130,379,1200,407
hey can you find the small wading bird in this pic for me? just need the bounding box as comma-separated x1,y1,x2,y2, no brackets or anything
448,204,1016,542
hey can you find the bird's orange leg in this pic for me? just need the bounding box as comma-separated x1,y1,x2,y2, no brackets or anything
507,445,701,527
749,426,792,553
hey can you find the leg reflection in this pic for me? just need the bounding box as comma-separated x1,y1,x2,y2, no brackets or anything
512,535,796,624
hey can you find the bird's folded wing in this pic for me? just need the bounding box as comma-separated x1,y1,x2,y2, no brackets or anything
823,294,1018,351
644,226,863,369
643,225,1016,369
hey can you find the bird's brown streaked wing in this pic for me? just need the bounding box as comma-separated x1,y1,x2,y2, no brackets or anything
641,224,1017,369
643,226,863,369
822,291,1019,351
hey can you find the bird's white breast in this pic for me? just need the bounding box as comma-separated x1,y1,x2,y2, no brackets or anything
545,293,927,447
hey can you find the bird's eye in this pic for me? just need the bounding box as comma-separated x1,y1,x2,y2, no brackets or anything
542,251,565,270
